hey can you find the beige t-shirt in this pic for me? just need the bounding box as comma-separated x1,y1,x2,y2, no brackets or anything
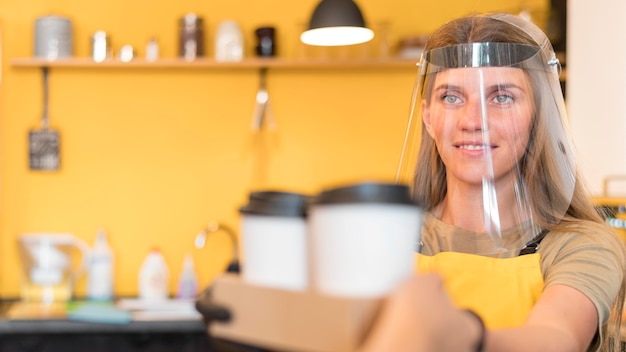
420,213,625,351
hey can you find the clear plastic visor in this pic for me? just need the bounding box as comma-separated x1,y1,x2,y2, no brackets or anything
398,42,575,255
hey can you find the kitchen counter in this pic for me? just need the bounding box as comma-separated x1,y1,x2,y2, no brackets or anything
0,299,213,352
0,315,207,334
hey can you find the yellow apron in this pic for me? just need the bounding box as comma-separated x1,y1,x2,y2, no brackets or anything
416,252,544,329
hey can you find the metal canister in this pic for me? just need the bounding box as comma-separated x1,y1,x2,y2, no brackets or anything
91,31,112,62
178,13,204,60
34,15,73,59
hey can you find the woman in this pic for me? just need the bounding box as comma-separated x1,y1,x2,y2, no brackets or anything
367,13,626,352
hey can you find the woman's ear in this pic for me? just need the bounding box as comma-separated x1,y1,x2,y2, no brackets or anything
422,100,434,138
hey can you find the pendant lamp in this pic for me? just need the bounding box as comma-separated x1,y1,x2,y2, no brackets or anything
300,0,374,46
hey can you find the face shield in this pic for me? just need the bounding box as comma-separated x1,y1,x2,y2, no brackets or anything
397,14,575,254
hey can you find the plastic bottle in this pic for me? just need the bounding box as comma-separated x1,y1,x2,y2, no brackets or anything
145,37,159,62
138,248,170,301
87,229,114,301
176,253,198,299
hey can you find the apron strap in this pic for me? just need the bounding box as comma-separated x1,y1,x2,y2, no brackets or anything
518,229,549,256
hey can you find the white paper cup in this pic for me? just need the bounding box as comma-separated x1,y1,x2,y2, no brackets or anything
239,191,309,291
309,182,422,298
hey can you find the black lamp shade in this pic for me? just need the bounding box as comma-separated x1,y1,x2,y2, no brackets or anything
308,0,366,30
301,0,374,46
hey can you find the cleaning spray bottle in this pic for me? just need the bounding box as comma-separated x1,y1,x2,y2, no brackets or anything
176,253,198,299
87,228,114,301
138,248,170,301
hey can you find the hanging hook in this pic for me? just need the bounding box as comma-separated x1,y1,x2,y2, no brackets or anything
251,67,276,131
41,67,50,130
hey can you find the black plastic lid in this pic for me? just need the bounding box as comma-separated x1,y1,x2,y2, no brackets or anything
311,182,420,206
239,190,310,217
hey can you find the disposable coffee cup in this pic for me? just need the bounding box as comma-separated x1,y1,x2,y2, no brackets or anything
239,191,310,291
309,182,422,298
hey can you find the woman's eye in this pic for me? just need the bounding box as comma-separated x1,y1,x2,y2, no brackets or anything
493,94,514,104
443,94,461,104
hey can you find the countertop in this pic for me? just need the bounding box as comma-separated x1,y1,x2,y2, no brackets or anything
0,299,213,352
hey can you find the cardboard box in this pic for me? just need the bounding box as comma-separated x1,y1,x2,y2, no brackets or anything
208,274,382,352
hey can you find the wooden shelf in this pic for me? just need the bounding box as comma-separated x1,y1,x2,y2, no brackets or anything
10,57,419,69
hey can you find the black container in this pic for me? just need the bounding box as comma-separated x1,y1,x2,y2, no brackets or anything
255,27,276,57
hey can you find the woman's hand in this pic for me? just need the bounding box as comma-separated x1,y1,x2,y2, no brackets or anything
359,273,483,352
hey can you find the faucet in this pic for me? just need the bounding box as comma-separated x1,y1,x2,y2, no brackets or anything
194,221,240,273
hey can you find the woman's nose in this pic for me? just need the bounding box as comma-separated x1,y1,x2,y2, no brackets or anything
458,99,485,131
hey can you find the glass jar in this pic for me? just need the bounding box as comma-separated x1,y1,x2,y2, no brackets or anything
178,13,204,60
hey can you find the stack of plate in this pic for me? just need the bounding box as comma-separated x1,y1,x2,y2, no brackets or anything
34,15,73,59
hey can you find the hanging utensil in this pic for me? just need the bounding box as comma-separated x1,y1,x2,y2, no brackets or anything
29,67,60,171
250,67,276,131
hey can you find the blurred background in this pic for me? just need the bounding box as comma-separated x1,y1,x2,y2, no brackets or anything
0,0,549,298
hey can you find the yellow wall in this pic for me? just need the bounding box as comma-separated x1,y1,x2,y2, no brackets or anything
0,0,547,297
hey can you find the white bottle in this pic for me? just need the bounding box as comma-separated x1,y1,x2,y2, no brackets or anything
215,20,244,62
87,229,114,301
145,37,159,62
176,253,198,299
138,248,170,301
